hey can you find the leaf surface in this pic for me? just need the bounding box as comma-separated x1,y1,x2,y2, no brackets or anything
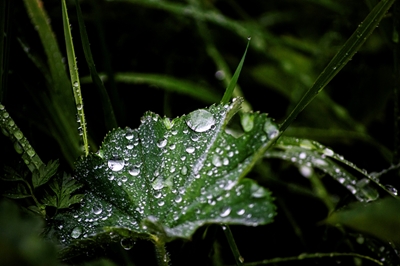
51,98,278,249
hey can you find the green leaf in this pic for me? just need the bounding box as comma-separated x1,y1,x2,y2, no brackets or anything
325,198,400,244
51,98,278,252
32,159,60,188
2,183,31,199
42,173,84,209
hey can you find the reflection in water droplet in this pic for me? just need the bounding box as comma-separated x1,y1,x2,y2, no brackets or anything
251,183,267,198
129,166,140,176
220,206,231,217
323,148,334,156
152,176,164,190
174,195,182,203
237,209,245,215
186,109,215,132
71,226,82,239
181,166,188,175
263,120,279,139
212,154,222,167
108,160,125,171
385,184,398,196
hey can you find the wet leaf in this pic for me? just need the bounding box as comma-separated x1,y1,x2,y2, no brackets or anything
32,159,60,188
2,183,31,199
50,98,278,252
41,172,84,209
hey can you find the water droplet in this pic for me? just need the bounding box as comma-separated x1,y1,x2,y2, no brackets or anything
13,131,23,140
220,206,231,217
237,209,245,215
241,113,254,132
73,81,79,87
222,158,229,166
157,138,167,148
158,201,165,206
181,166,188,175
108,160,125,171
323,148,334,156
92,205,103,215
212,154,222,167
125,133,134,140
71,226,82,239
186,109,215,132
251,183,267,198
385,184,398,196
152,176,164,190
76,104,83,110
108,175,115,181
14,142,23,154
186,146,195,153
215,70,225,80
27,149,35,157
174,195,182,203
299,152,306,159
299,165,312,178
120,238,135,250
129,166,140,176
169,144,176,150
263,120,279,139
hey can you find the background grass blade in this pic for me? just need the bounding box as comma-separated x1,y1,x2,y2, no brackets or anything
61,0,89,156
74,0,117,131
280,0,395,132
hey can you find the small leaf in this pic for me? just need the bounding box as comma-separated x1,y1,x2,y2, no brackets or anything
42,173,83,209
50,98,278,253
2,183,31,199
32,159,60,188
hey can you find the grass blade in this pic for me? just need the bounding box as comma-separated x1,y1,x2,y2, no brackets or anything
280,0,395,132
61,0,89,156
221,39,250,104
74,0,117,130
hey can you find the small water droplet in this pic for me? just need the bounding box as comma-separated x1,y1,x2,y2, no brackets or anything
212,154,222,167
186,109,215,132
157,138,167,148
174,195,182,203
76,104,83,110
152,176,164,190
120,238,135,250
251,183,267,198
92,205,103,215
237,209,245,215
323,148,334,156
27,149,35,157
181,166,188,175
129,166,140,176
71,226,82,239
220,206,231,217
186,146,195,153
73,81,79,87
263,120,279,139
385,184,398,196
108,160,125,171
125,133,134,140
13,131,23,140
169,144,176,150
215,70,225,80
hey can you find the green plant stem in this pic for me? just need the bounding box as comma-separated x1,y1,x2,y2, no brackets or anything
221,224,244,266
61,0,89,156
241,253,383,265
151,236,170,266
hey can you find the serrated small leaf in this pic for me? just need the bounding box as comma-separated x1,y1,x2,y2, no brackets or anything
51,98,278,251
42,173,83,209
2,183,31,199
32,159,60,188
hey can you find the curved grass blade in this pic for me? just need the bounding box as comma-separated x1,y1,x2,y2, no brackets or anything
280,0,396,132
221,39,250,105
61,0,89,156
74,0,117,131
81,72,221,103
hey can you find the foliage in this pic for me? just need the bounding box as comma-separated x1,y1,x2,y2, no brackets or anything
1,0,400,265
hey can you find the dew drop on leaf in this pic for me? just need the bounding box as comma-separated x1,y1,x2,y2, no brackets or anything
108,160,125,171
181,166,188,175
92,205,103,215
157,138,168,148
186,146,195,154
220,206,231,217
212,154,222,167
71,226,82,239
186,109,215,132
128,166,140,176
263,120,279,139
237,209,245,215
120,238,135,250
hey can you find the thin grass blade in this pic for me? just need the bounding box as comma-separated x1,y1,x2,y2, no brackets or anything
61,0,89,156
280,0,395,132
221,39,250,104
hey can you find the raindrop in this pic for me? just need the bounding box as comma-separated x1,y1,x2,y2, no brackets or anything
13,131,23,140
157,138,167,148
169,144,176,150
299,152,306,159
215,70,225,80
263,120,279,139
71,226,82,239
14,142,23,154
181,166,188,175
323,148,334,156
108,160,125,171
237,209,245,215
186,109,215,132
222,158,229,166
125,132,134,140
174,195,182,203
186,146,195,153
220,206,231,217
212,154,222,167
76,104,83,110
152,176,164,190
120,238,135,250
251,184,267,198
92,205,103,215
299,165,312,178
72,81,79,87
27,149,35,157
128,166,140,176
385,184,398,196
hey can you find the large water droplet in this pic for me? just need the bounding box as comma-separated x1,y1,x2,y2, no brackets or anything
212,154,222,167
181,166,188,175
186,109,215,132
129,166,140,176
108,160,125,171
241,113,254,132
71,226,82,239
152,176,164,190
186,146,195,153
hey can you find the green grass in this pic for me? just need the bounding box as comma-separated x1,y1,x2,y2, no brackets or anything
1,0,400,265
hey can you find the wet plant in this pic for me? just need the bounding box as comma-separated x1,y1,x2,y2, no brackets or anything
1,0,400,265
